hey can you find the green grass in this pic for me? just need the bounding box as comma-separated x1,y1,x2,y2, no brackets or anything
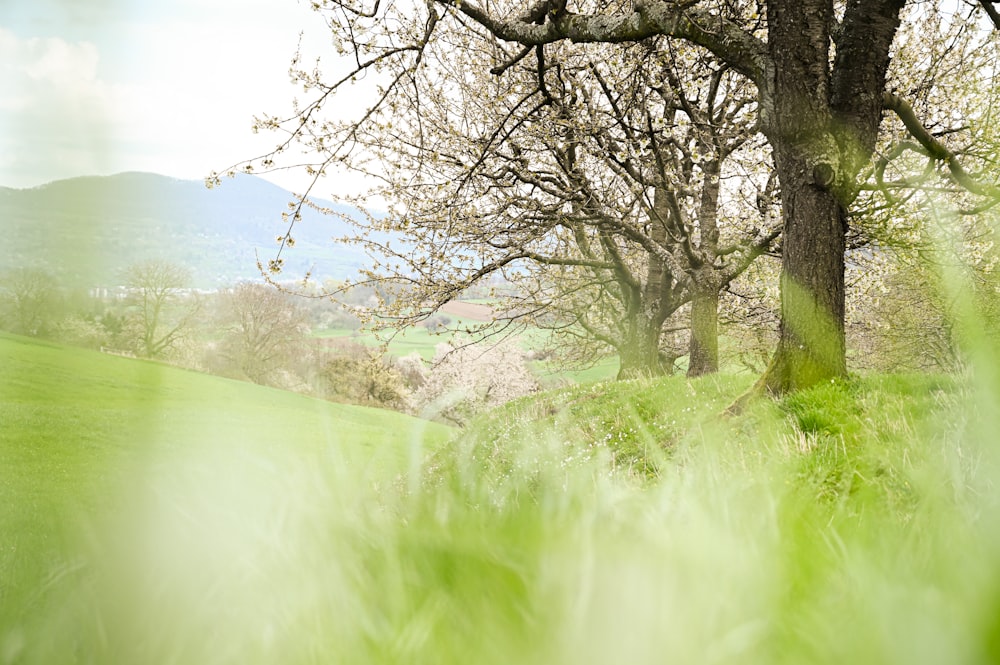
532,355,620,385
429,371,999,664
0,331,452,660
4,328,1000,664
313,323,467,360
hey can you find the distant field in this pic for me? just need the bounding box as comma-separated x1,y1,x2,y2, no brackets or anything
311,315,768,386
438,300,494,321
313,324,456,359
316,324,621,382
312,305,517,361
0,331,453,650
314,301,623,382
533,355,620,385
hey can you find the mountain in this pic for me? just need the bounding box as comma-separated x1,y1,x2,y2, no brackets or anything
0,172,377,287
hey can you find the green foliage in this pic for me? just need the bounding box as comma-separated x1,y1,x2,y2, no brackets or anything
3,328,1000,664
409,368,996,665
780,378,862,437
456,373,754,478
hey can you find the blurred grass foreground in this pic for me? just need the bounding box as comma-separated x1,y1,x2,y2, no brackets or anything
3,328,1000,664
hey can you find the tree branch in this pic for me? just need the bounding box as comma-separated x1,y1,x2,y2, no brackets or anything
978,0,1000,31
883,92,1000,199
442,0,769,85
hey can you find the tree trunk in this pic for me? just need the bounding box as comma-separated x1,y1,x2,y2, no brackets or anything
687,286,720,377
749,0,903,395
755,0,849,393
616,184,677,380
761,149,848,392
688,157,722,378
617,318,666,379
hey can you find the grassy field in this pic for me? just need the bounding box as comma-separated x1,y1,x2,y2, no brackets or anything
0,332,452,661
3,330,1000,663
314,324,458,360
314,318,623,383
532,354,621,385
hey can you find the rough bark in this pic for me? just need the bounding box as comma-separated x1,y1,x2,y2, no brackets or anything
617,318,668,379
616,185,677,379
687,286,720,377
752,0,902,394
762,148,848,391
687,157,723,377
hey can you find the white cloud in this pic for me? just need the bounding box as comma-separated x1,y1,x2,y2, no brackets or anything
0,28,118,185
22,36,100,87
0,3,339,192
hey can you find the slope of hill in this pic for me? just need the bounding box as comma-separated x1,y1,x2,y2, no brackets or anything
6,325,998,664
0,330,452,643
0,172,376,287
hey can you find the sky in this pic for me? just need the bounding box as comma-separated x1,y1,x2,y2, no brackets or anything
0,0,347,195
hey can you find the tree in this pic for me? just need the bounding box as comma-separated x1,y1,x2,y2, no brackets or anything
219,8,780,381
477,45,780,379
443,0,999,394
218,0,1000,395
219,283,310,384
124,260,200,359
843,8,1000,369
416,338,538,425
0,268,62,337
318,341,410,409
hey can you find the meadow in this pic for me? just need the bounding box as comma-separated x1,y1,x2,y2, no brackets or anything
312,313,622,385
0,332,451,661
2,330,1000,663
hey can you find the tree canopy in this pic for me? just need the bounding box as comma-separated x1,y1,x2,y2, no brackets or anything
217,0,1000,394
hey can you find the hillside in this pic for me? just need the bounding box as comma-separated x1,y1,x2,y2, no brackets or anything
4,330,1000,663
0,331,453,644
0,172,377,287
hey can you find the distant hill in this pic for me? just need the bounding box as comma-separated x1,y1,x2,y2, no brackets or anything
0,172,376,287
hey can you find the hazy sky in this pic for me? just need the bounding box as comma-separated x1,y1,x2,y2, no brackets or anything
0,0,337,193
